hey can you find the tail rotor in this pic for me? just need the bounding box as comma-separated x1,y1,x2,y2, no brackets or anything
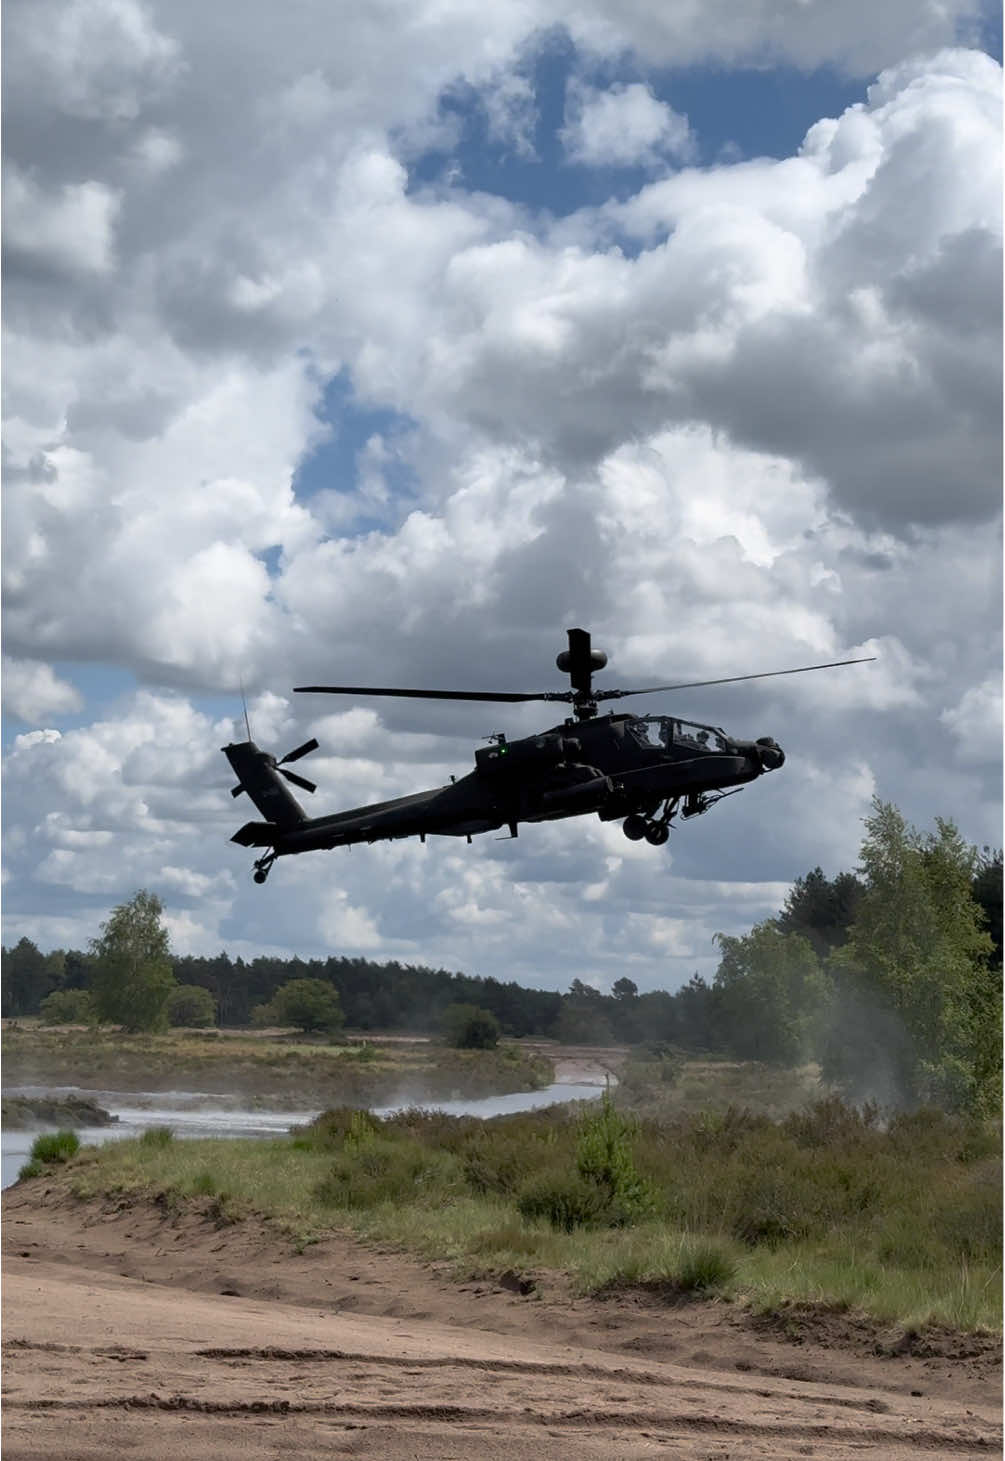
275,739,320,794
230,737,321,799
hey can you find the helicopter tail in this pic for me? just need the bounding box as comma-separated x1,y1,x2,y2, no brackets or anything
222,737,319,839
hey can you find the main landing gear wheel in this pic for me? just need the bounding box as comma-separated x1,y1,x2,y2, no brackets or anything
622,814,648,841
252,854,276,884
645,822,670,846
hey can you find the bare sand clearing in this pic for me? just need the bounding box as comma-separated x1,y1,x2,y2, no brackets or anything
3,1180,1000,1460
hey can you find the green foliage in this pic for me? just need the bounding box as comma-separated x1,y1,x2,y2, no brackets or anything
293,1106,382,1151
515,1090,658,1231
516,1175,608,1231
612,977,638,1001
972,848,1002,969
89,890,176,1032
1,938,65,1016
673,1240,738,1294
349,1040,378,1061
166,983,217,1028
776,867,864,958
825,801,999,1114
441,1002,500,1049
713,924,831,1065
575,1088,657,1221
254,977,343,1034
38,988,93,1024
29,1129,80,1164
344,1108,380,1151
555,979,616,1044
315,1137,462,1210
139,1125,175,1147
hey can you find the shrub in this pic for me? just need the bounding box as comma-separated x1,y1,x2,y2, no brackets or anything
781,1095,882,1149
294,1106,382,1152
512,1094,659,1232
442,1003,500,1049
29,1130,80,1165
315,1139,461,1210
166,984,217,1028
463,1133,540,1197
516,1174,608,1231
38,989,93,1025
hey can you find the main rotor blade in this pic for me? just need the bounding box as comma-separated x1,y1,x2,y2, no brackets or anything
594,656,877,700
293,684,570,704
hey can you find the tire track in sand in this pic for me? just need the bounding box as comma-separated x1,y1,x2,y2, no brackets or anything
3,1262,999,1461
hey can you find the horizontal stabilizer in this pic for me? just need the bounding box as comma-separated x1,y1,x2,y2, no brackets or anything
231,821,279,848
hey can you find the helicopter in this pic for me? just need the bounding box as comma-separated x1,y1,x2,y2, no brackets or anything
224,628,875,883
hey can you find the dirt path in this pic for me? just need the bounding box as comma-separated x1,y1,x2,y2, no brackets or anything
3,1184,1000,1460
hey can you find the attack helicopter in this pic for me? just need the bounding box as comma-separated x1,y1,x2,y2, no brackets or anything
224,628,874,884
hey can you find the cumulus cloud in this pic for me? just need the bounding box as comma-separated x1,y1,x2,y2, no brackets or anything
557,0,985,77
940,679,1003,766
2,660,84,724
561,80,695,167
4,0,182,124
4,170,121,277
1,3,999,988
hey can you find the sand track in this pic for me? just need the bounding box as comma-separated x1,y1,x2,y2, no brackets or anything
3,1186,1000,1460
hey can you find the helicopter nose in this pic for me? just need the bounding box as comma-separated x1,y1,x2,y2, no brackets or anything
756,737,785,771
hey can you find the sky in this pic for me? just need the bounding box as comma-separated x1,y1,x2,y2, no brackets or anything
2,0,1002,995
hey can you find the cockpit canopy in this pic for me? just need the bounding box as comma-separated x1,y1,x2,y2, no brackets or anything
626,716,731,753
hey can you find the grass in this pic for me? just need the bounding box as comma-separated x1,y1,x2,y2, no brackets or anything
30,1129,80,1163
139,1125,175,1148
0,1025,554,1104
45,1092,1002,1334
18,1128,81,1180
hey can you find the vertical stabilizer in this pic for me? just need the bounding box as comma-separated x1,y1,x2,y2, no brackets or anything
223,741,310,829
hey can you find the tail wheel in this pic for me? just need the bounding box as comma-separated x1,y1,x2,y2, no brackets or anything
623,814,647,841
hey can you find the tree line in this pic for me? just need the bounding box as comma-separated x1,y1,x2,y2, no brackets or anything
3,800,1000,1113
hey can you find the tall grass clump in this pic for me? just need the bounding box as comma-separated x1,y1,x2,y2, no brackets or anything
674,1239,738,1294
139,1125,175,1148
30,1129,80,1164
19,1128,81,1180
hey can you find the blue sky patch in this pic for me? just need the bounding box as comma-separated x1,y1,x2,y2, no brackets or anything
410,33,870,213
408,17,1002,215
292,371,421,536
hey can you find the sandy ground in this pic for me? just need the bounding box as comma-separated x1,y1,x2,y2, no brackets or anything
3,1179,1000,1461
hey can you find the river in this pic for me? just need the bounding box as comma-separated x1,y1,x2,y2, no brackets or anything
1,1080,605,1189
